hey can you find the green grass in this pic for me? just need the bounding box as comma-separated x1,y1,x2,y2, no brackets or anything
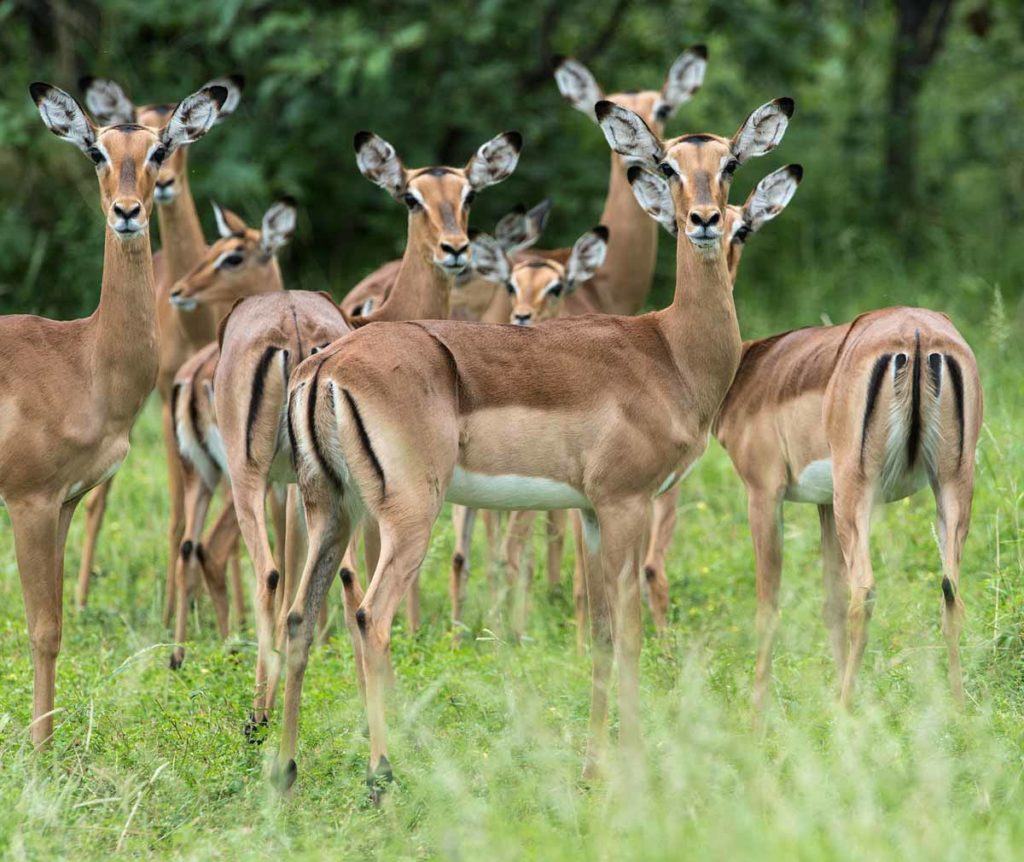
0,291,1022,860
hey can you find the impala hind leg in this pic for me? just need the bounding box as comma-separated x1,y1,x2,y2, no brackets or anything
833,470,875,709
162,398,186,628
818,504,848,680
578,509,609,778
571,511,588,655
171,476,213,670
749,489,785,719
644,485,681,632
449,505,476,629
505,509,537,640
75,477,111,610
935,473,973,705
546,509,567,592
274,501,347,791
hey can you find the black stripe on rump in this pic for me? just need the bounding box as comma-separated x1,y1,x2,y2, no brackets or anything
946,355,966,468
188,382,214,468
907,330,922,467
170,382,183,439
286,386,299,469
343,388,386,496
307,361,344,489
245,346,280,462
928,352,942,396
860,353,893,471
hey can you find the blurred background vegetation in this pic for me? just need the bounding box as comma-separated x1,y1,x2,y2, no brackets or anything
0,0,1021,328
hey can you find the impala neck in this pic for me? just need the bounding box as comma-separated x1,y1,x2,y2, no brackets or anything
658,236,741,417
93,227,159,411
361,223,453,322
157,166,217,341
594,152,659,315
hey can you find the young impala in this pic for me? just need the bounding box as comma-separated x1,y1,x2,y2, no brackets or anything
168,199,298,670
74,75,244,615
2,81,224,745
712,308,981,713
277,96,795,794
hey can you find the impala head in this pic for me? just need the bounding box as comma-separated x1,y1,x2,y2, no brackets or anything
554,46,707,136
31,82,226,238
354,130,523,276
80,75,243,204
724,163,803,278
169,198,297,309
471,226,608,325
596,97,795,254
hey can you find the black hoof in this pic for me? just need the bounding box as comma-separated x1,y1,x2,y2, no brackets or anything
243,712,269,743
644,565,657,582
169,653,183,671
271,758,297,792
366,755,394,805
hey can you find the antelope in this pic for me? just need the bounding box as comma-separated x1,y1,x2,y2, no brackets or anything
450,46,709,604
3,82,224,746
277,97,795,794
630,164,805,630
168,199,298,670
710,309,981,713
74,75,244,615
342,199,552,321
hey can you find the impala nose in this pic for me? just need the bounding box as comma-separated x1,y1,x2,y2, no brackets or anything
110,198,146,235
438,239,470,273
113,202,141,221
685,206,722,246
154,179,176,203
440,242,469,257
688,209,720,228
513,312,532,326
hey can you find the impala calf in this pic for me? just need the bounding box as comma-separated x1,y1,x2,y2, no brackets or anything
278,97,794,793
2,82,223,745
712,309,981,712
167,199,298,670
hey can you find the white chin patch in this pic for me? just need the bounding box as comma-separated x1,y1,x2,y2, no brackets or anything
170,296,198,311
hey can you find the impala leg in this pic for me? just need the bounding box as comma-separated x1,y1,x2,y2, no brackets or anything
571,511,587,656
75,477,112,610
505,509,537,640
749,489,785,719
449,505,476,629
482,509,501,600
162,399,186,628
268,486,288,620
644,485,681,632
578,509,610,779
10,497,75,746
935,472,973,705
228,540,246,632
196,496,237,642
833,471,875,709
545,509,567,592
338,560,367,703
171,474,213,670
818,504,848,679
274,501,346,791
267,485,305,713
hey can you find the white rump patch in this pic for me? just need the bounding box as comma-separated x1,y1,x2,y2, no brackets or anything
447,467,589,511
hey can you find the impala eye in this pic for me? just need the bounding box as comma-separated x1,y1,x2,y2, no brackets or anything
150,146,167,166
87,146,106,167
464,190,476,207
723,159,739,177
546,283,563,299
659,162,676,179
218,253,244,269
402,193,421,211
505,282,516,296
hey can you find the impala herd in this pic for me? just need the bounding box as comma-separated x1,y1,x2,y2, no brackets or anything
0,45,981,799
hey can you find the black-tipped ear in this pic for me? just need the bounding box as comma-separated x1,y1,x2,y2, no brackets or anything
787,163,803,181
468,227,481,240
776,97,795,118
77,75,95,93
626,165,644,184
510,203,527,215
503,131,524,152
277,193,298,207
29,82,50,105
594,100,615,122
228,73,246,91
691,44,708,59
592,225,610,242
353,130,373,151
550,54,566,68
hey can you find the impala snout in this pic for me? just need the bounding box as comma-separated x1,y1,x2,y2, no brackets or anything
109,197,146,236
437,239,471,274
169,280,198,311
685,206,722,248
512,310,533,326
154,178,177,204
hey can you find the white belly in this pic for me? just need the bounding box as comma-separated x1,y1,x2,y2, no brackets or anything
446,467,589,510
785,457,930,506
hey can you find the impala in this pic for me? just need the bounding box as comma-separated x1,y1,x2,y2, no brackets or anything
74,75,244,616
277,97,795,794
2,82,224,745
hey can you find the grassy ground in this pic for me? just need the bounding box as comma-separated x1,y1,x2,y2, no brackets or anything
0,289,1022,860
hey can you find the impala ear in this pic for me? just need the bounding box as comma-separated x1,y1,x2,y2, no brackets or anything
261,197,297,257
553,56,605,123
654,45,708,123
212,201,247,237
468,232,512,284
30,83,97,154
731,97,795,164
494,199,552,253
733,164,803,242
202,74,244,123
161,85,227,153
354,131,407,198
627,166,677,236
465,131,523,190
79,76,136,126
596,101,664,168
565,226,609,290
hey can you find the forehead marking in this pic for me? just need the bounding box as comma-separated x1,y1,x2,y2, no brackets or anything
119,153,136,189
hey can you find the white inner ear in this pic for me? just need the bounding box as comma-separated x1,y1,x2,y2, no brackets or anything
356,134,405,196
656,50,708,118
36,87,96,152
212,202,233,239
744,167,799,231
554,59,604,122
162,89,221,151
630,170,677,236
83,78,135,126
566,233,608,286
261,203,297,254
732,101,791,163
598,105,664,167
466,134,521,190
469,234,511,283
